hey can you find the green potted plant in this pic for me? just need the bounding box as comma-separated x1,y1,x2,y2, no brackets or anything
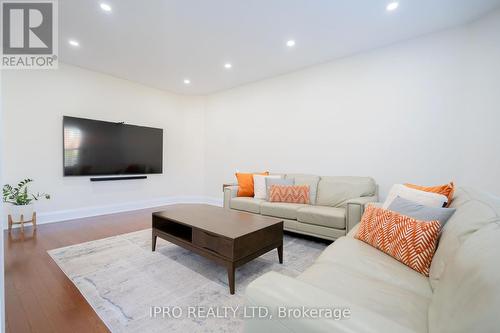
2,179,50,222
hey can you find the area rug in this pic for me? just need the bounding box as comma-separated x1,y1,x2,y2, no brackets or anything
48,229,328,332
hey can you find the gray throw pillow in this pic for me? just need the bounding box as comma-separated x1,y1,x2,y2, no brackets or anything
266,178,295,201
388,196,456,227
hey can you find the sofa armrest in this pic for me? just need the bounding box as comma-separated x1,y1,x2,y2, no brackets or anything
223,185,239,209
345,196,378,233
245,271,409,333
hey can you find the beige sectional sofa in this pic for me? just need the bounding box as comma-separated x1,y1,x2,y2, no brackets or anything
223,175,378,240
244,187,500,332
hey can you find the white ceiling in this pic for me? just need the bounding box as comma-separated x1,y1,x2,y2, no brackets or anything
60,0,500,95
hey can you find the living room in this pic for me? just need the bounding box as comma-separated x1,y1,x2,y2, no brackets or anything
1,0,499,332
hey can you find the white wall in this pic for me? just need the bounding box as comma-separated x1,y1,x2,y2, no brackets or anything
1,64,206,223
203,10,500,199
2,10,500,222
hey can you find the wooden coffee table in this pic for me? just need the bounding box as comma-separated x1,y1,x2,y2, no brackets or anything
152,204,283,294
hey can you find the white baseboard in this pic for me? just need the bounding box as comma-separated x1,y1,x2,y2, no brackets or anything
5,196,223,229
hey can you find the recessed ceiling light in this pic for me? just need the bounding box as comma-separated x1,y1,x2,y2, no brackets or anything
183,79,191,85
100,3,112,12
68,39,80,47
286,40,296,47
386,2,399,11
224,63,232,69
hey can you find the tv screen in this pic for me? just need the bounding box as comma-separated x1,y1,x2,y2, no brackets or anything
63,116,163,176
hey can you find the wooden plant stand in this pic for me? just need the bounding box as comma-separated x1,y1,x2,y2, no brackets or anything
8,212,37,233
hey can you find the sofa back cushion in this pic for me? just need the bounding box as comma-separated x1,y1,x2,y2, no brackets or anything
316,176,376,207
285,174,320,205
428,221,500,333
429,187,500,290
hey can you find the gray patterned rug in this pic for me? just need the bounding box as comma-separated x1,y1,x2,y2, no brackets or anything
48,229,328,332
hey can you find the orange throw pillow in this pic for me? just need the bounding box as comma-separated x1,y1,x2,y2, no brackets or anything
355,205,441,276
405,182,455,207
269,185,310,204
235,172,269,197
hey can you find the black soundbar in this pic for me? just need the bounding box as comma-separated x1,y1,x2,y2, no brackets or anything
90,176,147,182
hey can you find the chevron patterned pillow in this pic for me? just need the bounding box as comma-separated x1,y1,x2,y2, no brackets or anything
268,185,310,204
355,205,441,276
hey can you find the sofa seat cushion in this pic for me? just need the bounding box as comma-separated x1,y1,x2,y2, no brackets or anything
246,271,426,333
230,197,264,214
315,237,433,299
297,206,346,229
298,260,430,333
260,202,309,220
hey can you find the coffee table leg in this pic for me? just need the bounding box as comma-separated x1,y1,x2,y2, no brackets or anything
152,232,157,252
277,244,283,264
227,263,235,295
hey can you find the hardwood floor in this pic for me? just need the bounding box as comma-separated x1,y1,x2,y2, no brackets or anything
4,207,168,333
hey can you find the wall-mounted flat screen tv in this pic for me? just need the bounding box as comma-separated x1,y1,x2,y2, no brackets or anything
63,116,163,176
